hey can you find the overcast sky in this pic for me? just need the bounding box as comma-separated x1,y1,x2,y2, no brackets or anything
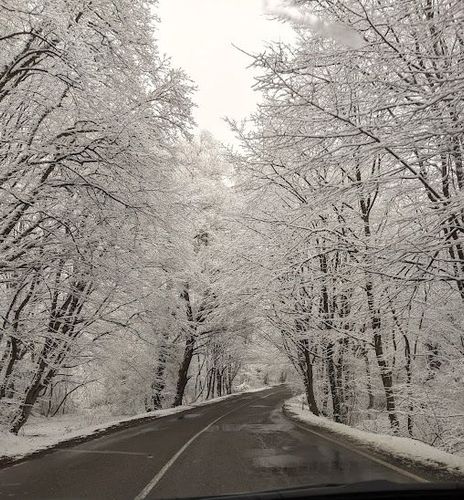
157,0,294,145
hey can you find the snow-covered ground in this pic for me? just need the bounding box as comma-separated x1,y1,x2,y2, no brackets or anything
0,387,269,465
284,395,464,480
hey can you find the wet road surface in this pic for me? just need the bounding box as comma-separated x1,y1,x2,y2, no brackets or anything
0,386,422,499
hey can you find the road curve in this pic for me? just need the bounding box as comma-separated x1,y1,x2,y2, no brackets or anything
0,386,421,499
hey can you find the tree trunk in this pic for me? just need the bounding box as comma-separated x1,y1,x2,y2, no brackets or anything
390,301,414,436
216,369,223,397
358,176,399,433
404,334,413,436
151,357,167,411
298,338,319,415
206,368,214,400
363,347,375,410
173,334,195,407
10,363,54,434
149,334,169,411
373,331,399,433
365,269,399,433
0,338,18,399
326,343,342,423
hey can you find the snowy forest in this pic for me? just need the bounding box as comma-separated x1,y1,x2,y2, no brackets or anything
1,0,464,460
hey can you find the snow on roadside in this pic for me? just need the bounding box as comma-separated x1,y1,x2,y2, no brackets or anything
0,406,190,464
0,387,270,464
284,395,464,480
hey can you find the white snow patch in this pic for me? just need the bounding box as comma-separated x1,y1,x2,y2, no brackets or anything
284,395,464,478
262,0,365,49
0,387,270,464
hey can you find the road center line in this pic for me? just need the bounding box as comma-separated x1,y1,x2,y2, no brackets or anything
133,391,274,500
290,420,428,483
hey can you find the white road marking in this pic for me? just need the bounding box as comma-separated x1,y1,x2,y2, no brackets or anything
291,420,428,483
133,391,274,500
58,449,150,457
259,393,275,399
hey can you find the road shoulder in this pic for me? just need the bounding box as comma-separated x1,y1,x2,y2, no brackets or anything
282,396,464,484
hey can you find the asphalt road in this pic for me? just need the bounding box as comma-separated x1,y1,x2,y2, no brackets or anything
0,386,423,499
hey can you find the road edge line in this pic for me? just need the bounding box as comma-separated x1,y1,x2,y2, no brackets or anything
282,405,428,483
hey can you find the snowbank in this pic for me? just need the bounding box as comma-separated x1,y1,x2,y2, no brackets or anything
0,406,193,467
0,387,269,467
284,395,464,482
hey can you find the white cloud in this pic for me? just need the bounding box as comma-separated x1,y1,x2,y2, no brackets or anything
262,0,364,49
